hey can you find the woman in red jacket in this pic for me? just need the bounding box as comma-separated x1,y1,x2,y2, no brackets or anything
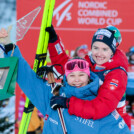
46,25,131,129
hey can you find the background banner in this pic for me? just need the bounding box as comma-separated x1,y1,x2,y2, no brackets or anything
17,0,134,66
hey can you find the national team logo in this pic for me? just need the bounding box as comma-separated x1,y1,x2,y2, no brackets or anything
95,65,105,70
109,79,119,90
111,110,119,120
44,114,49,120
96,35,104,40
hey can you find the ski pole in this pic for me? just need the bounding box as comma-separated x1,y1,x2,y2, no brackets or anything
36,65,68,134
47,72,68,134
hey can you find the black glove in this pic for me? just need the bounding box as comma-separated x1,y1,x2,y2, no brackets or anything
50,96,70,110
45,25,57,43
5,43,16,54
0,43,15,54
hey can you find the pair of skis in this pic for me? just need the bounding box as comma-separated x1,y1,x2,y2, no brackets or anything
19,0,55,133
19,0,67,134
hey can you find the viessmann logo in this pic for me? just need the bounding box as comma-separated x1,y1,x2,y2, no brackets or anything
53,0,73,26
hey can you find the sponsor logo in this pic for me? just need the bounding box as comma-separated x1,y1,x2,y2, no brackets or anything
95,29,112,38
49,117,58,125
55,43,63,54
119,119,125,129
53,0,73,26
53,1,123,26
75,117,94,128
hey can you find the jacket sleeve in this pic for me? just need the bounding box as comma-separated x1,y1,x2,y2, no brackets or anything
68,69,127,120
5,46,51,115
48,36,70,74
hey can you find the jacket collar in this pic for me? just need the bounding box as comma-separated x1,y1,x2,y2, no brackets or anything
60,72,99,100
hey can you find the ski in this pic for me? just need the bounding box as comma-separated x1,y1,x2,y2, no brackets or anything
18,0,55,133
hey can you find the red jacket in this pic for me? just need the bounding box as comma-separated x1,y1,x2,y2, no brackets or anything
48,37,131,129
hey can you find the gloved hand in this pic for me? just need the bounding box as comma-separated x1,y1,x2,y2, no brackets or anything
50,96,70,110
0,43,15,54
45,25,57,43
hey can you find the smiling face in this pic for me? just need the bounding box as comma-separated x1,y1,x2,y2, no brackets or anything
92,41,113,65
67,71,89,88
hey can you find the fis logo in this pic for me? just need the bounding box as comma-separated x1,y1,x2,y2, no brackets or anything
53,0,73,26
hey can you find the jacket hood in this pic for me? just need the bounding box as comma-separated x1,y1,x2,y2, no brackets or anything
60,71,99,100
105,49,128,71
